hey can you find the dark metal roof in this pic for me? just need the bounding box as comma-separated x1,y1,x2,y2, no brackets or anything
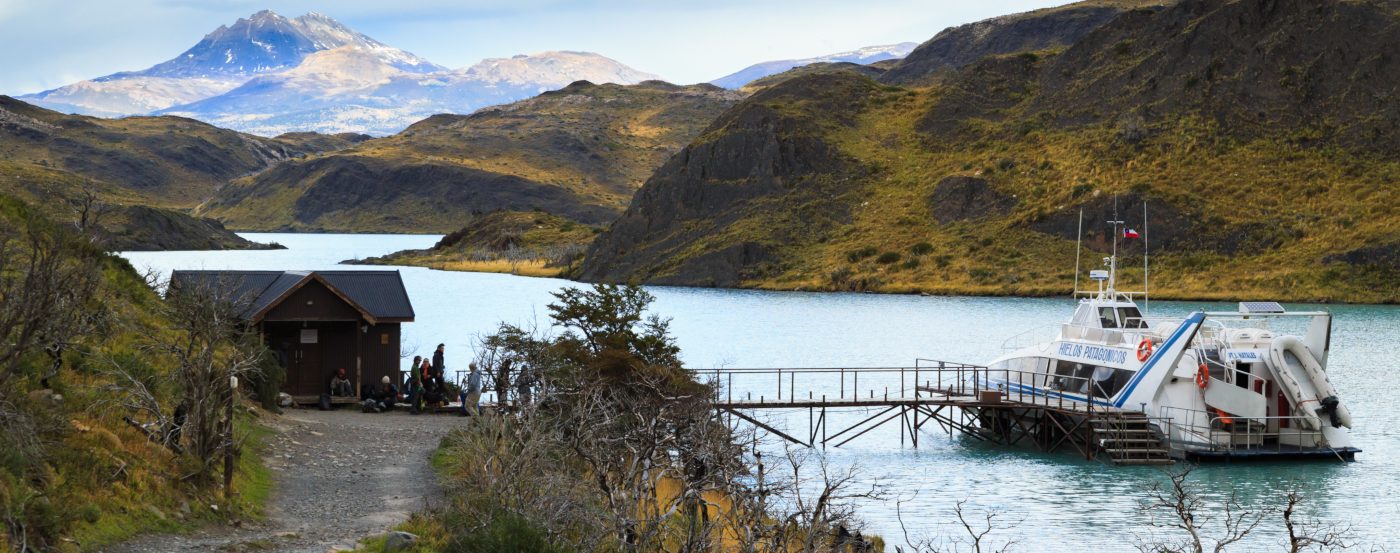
168,270,415,323
318,271,416,321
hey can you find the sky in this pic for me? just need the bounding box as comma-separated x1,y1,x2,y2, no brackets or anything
0,0,1067,95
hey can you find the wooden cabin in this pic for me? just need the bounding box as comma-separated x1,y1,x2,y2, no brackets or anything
169,270,415,401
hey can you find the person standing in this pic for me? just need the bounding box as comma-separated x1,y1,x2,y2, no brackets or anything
419,357,439,407
495,358,513,408
432,344,446,380
407,355,423,414
460,363,483,416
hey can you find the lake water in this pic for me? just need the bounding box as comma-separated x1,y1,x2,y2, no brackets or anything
123,233,1400,551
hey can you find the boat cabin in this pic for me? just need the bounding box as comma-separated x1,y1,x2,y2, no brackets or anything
169,270,415,400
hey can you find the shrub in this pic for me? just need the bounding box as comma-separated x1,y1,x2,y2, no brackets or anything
846,246,878,262
910,242,934,256
902,258,921,270
876,252,902,264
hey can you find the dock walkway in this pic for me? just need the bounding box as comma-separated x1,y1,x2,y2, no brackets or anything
706,362,1172,465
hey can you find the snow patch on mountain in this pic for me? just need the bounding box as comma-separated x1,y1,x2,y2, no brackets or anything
19,10,439,117
159,50,662,136
709,42,918,89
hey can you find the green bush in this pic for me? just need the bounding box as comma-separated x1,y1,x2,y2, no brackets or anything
846,246,878,262
876,252,902,264
448,511,568,553
910,242,934,256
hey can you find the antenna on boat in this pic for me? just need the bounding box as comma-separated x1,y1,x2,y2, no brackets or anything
1108,196,1123,296
1143,200,1149,315
1073,208,1083,299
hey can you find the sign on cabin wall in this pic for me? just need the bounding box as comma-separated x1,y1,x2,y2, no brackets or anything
300,329,318,344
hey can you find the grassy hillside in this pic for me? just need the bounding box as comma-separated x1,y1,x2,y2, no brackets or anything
0,96,357,250
200,81,743,233
0,96,355,207
348,210,600,277
579,0,1400,303
0,196,274,551
878,0,1166,86
0,161,276,251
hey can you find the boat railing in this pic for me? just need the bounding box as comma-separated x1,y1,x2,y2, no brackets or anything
1000,324,1061,352
971,364,1112,412
1156,406,1326,456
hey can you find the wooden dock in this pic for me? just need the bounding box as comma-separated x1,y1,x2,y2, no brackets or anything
706,362,1172,465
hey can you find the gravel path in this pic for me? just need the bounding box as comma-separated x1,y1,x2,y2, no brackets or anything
103,408,464,553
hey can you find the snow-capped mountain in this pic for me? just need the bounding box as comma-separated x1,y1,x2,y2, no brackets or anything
19,11,660,135
158,49,661,136
21,10,441,117
710,43,918,89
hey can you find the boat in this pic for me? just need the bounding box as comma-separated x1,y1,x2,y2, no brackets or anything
983,217,1359,462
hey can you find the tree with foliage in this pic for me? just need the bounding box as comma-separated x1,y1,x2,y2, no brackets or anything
431,284,877,552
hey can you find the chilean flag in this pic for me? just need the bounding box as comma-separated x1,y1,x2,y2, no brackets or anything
1123,228,1141,239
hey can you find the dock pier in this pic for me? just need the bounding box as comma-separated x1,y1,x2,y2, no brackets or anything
707,361,1172,465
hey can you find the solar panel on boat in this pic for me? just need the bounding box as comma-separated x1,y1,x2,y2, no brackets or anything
1238,301,1285,314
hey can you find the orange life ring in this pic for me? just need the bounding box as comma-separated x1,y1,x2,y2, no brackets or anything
1195,364,1210,389
1136,339,1154,362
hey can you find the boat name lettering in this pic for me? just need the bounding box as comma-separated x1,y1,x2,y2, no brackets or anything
1057,343,1128,364
1225,349,1267,362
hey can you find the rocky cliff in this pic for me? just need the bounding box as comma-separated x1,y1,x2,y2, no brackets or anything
578,0,1400,303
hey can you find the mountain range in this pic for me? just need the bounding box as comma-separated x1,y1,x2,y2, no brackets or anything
197,80,742,232
709,43,917,89
19,11,658,136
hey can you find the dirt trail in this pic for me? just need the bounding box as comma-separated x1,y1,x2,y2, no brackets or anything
103,409,463,553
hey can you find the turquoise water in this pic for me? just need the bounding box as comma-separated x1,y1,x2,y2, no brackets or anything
123,233,1400,551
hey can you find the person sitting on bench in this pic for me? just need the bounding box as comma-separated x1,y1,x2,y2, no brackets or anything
330,368,353,397
362,376,400,413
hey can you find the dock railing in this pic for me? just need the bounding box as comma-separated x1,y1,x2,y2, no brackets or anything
704,361,1117,414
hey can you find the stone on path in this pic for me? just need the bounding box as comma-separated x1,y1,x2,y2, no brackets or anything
384,531,419,552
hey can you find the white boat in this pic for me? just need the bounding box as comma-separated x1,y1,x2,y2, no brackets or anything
984,229,1358,461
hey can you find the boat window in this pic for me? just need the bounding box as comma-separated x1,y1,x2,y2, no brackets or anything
1090,366,1133,398
1053,360,1092,393
1098,307,1119,328
1117,307,1147,329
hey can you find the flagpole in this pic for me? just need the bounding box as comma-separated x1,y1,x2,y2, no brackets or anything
1143,200,1149,315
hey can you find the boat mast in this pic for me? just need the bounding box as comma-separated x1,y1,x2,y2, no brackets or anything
1108,196,1123,298
1074,208,1083,299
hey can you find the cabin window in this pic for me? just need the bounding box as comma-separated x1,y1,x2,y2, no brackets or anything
1098,307,1119,328
1117,307,1147,329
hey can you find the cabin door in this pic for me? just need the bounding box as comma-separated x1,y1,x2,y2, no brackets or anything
294,327,323,395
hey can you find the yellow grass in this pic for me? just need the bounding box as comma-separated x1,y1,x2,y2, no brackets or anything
432,258,564,278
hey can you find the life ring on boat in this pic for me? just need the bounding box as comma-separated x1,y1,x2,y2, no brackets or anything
1195,364,1210,389
1136,339,1154,362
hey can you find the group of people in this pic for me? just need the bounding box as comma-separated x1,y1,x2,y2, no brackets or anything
405,344,451,414
334,343,536,415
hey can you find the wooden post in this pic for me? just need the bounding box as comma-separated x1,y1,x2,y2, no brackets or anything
224,375,237,499
355,321,363,398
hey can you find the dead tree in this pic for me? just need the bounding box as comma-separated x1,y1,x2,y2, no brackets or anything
104,274,267,485
1135,465,1270,553
1281,486,1355,553
0,215,102,393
